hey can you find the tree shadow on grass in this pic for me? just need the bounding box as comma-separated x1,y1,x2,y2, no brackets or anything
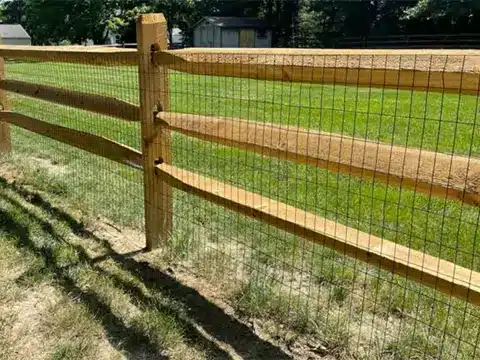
0,178,292,360
0,198,173,359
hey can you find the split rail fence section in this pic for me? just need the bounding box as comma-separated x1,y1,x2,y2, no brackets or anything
0,14,479,309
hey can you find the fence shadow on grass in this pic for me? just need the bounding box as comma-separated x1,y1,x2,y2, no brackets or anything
0,177,292,360
0,195,173,359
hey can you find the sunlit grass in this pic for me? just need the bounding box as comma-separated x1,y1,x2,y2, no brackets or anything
3,60,480,359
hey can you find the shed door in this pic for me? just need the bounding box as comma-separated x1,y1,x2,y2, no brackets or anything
239,29,255,47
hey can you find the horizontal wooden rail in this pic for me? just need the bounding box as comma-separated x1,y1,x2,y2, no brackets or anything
0,45,137,66
168,48,480,56
157,112,480,205
0,111,142,169
158,48,480,95
0,80,139,122
156,163,480,305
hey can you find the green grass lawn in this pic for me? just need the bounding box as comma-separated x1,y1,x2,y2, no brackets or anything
3,60,480,359
0,174,260,360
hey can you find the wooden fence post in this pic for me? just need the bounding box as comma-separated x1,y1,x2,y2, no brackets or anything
0,58,11,153
137,13,172,250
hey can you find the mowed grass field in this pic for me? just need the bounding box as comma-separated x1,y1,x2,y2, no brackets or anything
3,60,480,359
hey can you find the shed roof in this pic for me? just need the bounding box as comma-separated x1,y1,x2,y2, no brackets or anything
0,24,30,39
197,17,270,29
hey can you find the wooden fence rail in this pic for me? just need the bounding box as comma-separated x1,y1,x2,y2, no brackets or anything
0,45,137,66
156,162,480,305
156,48,480,95
0,79,139,121
158,111,480,205
0,18,479,306
0,111,142,168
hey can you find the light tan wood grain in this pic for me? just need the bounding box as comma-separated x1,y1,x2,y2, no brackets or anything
158,112,480,205
0,79,139,121
0,111,142,168
137,13,172,250
0,45,137,66
156,163,480,306
157,48,480,94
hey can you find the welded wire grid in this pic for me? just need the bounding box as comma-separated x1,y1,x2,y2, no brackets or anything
2,47,480,359
3,54,144,232
162,51,480,359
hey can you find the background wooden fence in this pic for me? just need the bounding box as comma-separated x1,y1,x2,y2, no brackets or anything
0,14,479,311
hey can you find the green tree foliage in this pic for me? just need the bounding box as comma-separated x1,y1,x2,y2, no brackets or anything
297,0,415,47
403,0,480,33
2,0,25,25
1,0,480,46
105,4,153,44
3,0,112,44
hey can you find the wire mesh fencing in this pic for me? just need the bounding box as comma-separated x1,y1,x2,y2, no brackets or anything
0,44,480,359
159,50,480,360
2,53,144,231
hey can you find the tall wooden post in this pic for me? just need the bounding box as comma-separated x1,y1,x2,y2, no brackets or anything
0,58,11,153
137,13,172,250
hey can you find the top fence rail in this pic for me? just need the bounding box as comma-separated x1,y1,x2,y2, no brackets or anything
0,45,137,66
2,45,480,95
158,48,480,95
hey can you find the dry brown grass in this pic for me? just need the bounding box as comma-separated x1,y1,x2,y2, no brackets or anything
0,178,213,359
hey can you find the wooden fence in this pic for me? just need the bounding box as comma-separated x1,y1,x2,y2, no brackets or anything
0,13,479,307
334,33,480,49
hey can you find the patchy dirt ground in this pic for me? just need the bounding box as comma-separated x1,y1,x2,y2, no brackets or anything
0,163,310,359
0,236,122,360
73,203,328,359
2,156,475,360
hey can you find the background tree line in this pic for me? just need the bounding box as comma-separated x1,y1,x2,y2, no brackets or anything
0,0,478,47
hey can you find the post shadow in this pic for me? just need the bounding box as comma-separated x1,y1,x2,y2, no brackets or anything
0,178,292,359
0,205,169,359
